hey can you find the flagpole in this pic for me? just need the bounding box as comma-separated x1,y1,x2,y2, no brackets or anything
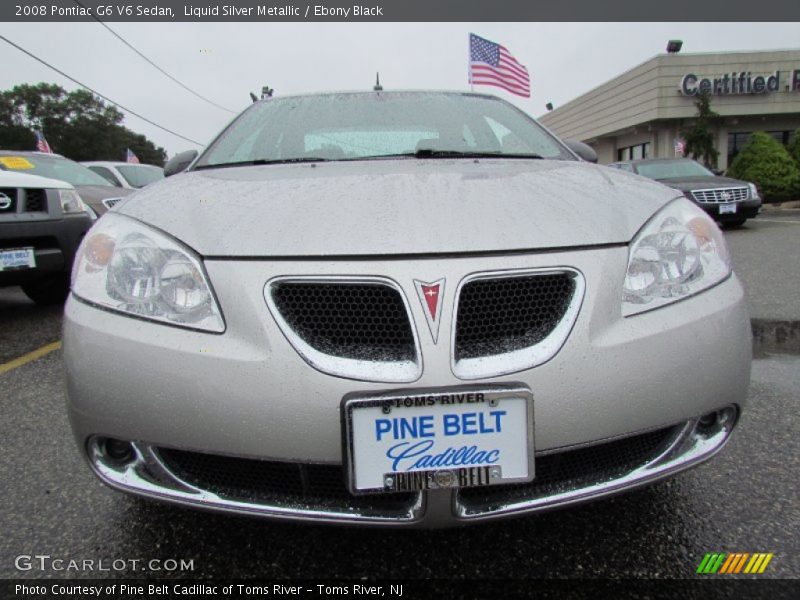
468,32,473,92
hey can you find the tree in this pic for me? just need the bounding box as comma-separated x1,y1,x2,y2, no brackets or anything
682,91,719,169
0,83,166,166
727,131,800,203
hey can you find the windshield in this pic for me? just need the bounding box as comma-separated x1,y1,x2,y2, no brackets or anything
635,160,714,180
117,164,164,188
196,92,573,167
0,154,114,187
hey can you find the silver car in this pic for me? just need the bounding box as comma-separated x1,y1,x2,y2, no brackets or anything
64,91,751,527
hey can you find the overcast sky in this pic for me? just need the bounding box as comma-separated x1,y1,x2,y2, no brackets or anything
1,22,799,157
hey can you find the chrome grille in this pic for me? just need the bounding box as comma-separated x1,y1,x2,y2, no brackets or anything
452,270,583,378
102,197,123,210
690,187,748,204
157,448,417,516
266,278,421,383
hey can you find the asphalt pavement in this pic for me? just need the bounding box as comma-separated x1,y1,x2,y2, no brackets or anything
725,210,800,322
0,214,798,582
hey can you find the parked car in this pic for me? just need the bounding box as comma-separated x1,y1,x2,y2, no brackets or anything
0,169,93,304
608,158,761,227
0,151,133,215
82,161,164,189
64,91,750,527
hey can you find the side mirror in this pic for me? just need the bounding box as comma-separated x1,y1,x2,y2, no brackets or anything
164,150,198,177
563,140,598,164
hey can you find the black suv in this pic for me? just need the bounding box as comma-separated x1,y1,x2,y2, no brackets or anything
0,168,93,304
608,158,761,227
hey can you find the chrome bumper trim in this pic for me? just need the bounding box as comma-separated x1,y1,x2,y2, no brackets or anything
454,406,737,520
87,440,424,525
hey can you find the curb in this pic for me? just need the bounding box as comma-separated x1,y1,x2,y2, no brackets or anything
752,319,800,358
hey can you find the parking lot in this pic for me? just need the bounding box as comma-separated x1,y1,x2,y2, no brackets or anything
1,214,798,580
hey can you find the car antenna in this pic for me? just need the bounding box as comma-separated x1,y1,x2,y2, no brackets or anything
249,92,258,103
373,73,383,91
261,86,274,99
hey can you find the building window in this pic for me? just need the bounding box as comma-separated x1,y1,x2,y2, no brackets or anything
728,131,794,166
617,142,650,161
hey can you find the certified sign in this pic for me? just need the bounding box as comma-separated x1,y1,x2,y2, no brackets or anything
343,387,534,494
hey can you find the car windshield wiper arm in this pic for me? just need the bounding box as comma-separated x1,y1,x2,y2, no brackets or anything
391,149,544,160
194,157,329,170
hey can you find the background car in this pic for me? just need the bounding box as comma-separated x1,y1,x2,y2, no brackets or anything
608,158,761,227
0,151,133,215
82,161,164,189
0,169,93,304
64,91,750,527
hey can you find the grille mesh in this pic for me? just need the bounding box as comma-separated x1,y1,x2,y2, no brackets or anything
103,198,123,210
270,282,416,362
455,273,576,360
458,426,678,512
24,189,45,212
157,448,416,513
690,187,748,204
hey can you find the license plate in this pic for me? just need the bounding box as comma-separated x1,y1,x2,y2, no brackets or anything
0,247,35,272
719,203,737,214
342,387,534,494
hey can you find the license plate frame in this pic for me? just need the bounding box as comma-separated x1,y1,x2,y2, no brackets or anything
0,247,36,272
719,203,737,215
342,386,534,495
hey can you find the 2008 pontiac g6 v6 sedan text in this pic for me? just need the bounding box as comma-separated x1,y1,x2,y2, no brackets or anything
63,91,751,527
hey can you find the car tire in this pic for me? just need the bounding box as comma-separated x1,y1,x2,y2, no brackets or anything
722,218,747,229
22,275,70,305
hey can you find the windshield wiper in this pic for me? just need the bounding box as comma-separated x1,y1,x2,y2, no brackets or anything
396,149,544,160
195,157,329,170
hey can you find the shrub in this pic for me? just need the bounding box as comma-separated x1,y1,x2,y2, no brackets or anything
787,128,800,169
727,132,800,202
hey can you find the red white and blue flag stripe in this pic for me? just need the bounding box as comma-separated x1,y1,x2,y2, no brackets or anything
126,148,140,164
34,131,52,153
469,33,530,98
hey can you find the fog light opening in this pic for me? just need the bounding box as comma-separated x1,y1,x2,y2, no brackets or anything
698,412,717,430
102,438,134,464
697,406,737,436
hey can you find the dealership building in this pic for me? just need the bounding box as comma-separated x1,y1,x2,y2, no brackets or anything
538,49,800,169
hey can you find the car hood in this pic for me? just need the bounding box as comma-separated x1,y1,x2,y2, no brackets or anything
655,176,748,192
118,159,679,257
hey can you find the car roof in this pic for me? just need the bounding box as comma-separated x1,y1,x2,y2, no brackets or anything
250,89,503,104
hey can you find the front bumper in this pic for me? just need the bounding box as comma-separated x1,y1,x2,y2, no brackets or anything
64,247,752,526
0,213,92,286
696,198,761,221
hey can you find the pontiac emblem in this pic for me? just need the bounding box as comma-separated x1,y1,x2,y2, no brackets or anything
413,278,445,343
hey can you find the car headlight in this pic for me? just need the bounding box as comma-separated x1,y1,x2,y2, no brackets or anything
71,213,225,332
622,197,731,317
748,182,759,200
58,189,89,215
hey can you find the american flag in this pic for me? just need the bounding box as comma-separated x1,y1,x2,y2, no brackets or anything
34,131,52,153
469,33,530,98
126,148,140,164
